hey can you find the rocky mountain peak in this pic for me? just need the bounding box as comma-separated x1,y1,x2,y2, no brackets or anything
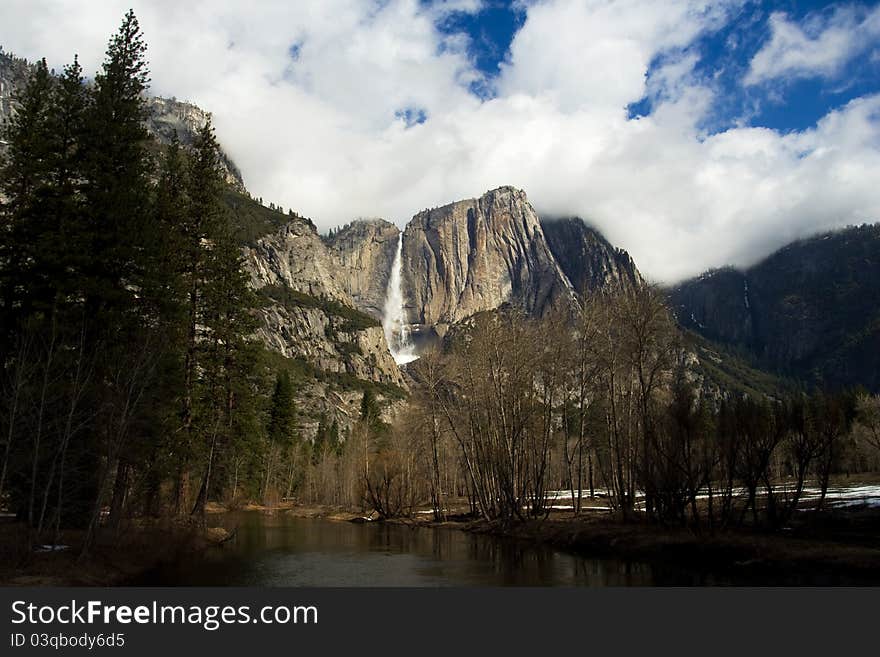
323,188,649,348
401,186,574,337
408,185,533,231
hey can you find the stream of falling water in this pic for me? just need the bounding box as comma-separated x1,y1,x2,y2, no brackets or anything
383,232,418,365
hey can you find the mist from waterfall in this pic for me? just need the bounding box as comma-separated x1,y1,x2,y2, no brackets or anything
383,232,418,365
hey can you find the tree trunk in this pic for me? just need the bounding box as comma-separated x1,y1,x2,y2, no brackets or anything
107,460,130,530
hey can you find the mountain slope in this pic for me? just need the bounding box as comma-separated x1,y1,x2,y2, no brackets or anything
3,46,406,438
229,194,406,439
670,224,880,391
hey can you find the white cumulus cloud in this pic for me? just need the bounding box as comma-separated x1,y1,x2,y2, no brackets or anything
1,0,879,282
745,4,880,85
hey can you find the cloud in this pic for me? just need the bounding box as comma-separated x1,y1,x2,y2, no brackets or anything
497,0,732,111
1,0,879,282
745,5,880,86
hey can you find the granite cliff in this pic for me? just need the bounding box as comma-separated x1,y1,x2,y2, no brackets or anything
325,188,648,348
540,217,644,295
146,96,245,192
325,218,399,320
400,186,576,338
242,212,405,389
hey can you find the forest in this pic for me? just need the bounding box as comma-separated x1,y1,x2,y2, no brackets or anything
2,12,880,573
0,12,273,556
364,292,880,531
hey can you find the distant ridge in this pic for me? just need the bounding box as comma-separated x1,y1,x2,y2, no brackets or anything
670,224,880,391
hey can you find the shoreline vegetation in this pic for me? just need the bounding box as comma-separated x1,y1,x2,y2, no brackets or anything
0,516,231,586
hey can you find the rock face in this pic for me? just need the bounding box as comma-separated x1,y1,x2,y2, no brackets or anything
540,217,644,295
326,218,399,320
401,186,576,337
244,219,349,300
670,224,880,392
242,214,404,390
256,303,402,385
318,193,648,349
0,48,28,133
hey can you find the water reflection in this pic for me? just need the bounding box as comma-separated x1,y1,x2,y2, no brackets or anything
138,512,673,586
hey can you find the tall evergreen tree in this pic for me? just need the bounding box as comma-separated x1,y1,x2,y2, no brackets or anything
44,56,88,305
0,55,99,545
80,11,161,550
181,120,223,435
194,214,261,515
0,12,272,541
81,8,151,309
138,135,191,517
0,58,55,332
267,372,296,450
147,133,189,321
188,119,260,517
262,371,296,500
178,119,223,516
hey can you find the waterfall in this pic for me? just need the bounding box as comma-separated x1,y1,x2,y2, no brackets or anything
383,232,418,365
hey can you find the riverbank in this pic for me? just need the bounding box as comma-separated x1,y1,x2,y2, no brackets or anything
206,500,367,521
0,517,233,586
463,509,880,585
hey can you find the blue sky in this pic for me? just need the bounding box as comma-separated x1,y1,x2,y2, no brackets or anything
3,0,880,281
433,0,526,97
433,0,880,133
639,0,880,132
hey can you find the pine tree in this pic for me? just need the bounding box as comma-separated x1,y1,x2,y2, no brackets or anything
0,11,281,537
0,58,55,332
188,119,260,516
139,135,191,516
80,11,161,549
262,371,296,502
268,372,296,448
0,51,107,540
81,8,151,310
181,119,223,434
360,389,381,427
150,133,189,316
44,56,88,304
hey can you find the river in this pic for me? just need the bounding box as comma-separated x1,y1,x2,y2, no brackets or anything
136,511,731,586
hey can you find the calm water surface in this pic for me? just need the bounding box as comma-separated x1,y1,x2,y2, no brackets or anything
138,511,720,586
